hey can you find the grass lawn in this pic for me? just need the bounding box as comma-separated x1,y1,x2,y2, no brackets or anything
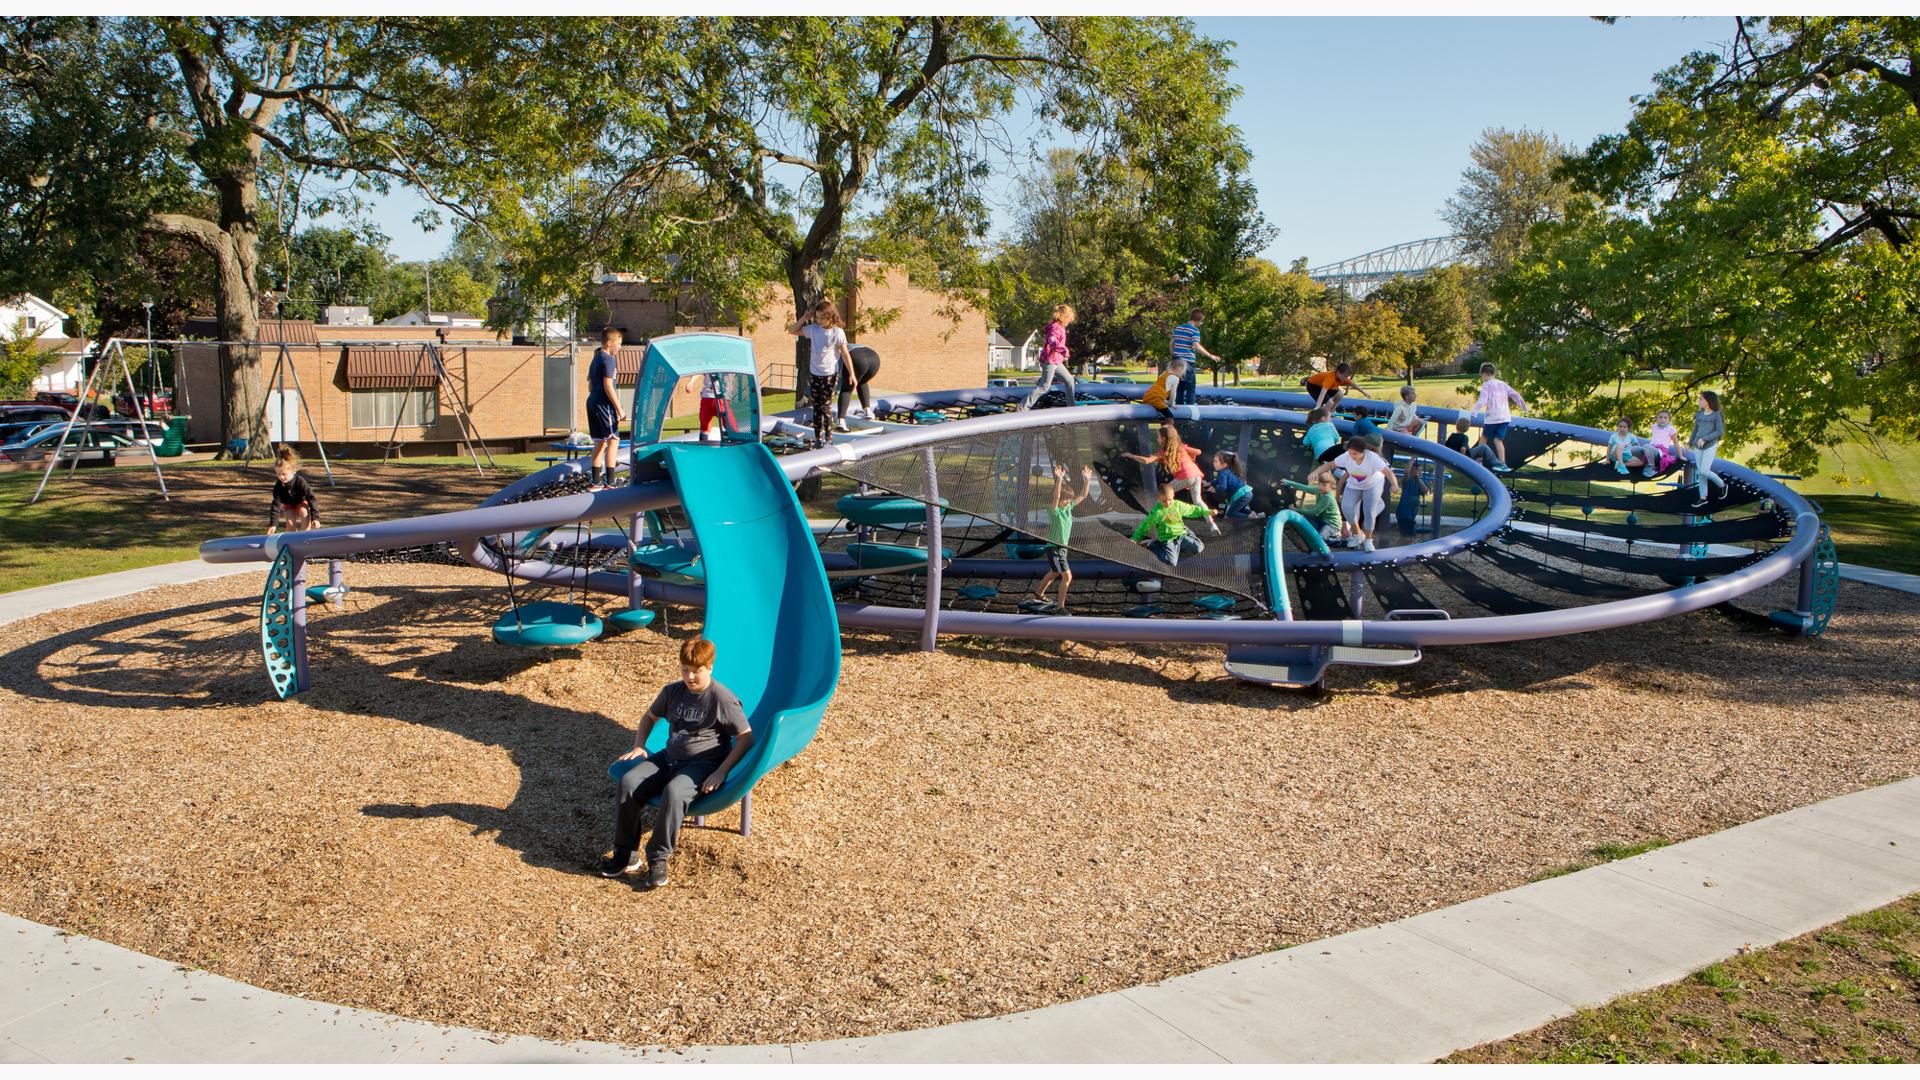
1450,891,1920,1063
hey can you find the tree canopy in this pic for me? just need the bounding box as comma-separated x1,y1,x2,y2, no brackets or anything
1441,127,1575,274
1485,16,1920,473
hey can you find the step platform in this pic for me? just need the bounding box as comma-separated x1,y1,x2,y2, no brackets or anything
1224,642,1424,688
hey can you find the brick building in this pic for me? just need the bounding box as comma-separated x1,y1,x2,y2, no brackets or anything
176,261,989,454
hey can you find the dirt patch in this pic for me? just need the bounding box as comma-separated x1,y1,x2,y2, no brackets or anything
0,565,1915,1047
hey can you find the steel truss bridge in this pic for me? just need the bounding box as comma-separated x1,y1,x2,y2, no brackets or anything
1306,235,1471,299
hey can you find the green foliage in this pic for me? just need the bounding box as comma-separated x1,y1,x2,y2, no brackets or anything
1371,265,1476,371
1198,259,1322,376
1483,17,1920,475
1441,127,1576,273
0,320,62,397
1269,299,1422,377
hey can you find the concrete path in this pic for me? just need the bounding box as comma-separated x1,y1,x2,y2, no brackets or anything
2,559,1917,1061
3,778,1916,1063
0,560,263,629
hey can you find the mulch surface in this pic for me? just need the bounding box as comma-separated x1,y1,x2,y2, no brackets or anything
0,565,1915,1047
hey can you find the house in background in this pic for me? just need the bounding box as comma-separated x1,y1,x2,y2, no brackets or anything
989,330,1018,370
992,328,1040,371
1,293,87,393
380,309,485,328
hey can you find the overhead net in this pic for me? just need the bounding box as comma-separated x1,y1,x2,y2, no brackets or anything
825,414,1490,611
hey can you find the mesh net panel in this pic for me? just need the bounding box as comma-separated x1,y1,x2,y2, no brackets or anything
825,415,1488,612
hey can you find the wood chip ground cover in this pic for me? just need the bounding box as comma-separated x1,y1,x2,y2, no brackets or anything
0,566,1914,1047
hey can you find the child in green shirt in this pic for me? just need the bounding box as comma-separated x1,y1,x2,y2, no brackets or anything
1130,481,1217,566
1026,463,1094,614
1280,475,1343,543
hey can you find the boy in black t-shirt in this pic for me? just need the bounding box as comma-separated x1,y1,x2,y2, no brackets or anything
599,636,752,889
584,326,626,491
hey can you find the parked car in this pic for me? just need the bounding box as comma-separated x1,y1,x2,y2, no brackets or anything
93,418,168,446
1099,375,1135,384
115,389,173,419
0,404,72,428
0,420,60,445
0,426,138,463
987,377,1022,388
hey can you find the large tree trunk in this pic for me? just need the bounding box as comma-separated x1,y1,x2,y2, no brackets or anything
214,174,265,456
786,255,827,396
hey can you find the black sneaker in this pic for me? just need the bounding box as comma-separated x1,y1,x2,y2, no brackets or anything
597,851,642,878
1691,498,1709,509
638,863,669,890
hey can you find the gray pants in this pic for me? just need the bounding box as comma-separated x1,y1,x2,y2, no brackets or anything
1147,531,1204,566
613,755,721,863
1023,363,1075,408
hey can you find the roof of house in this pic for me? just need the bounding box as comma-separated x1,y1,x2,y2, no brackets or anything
182,317,320,344
990,330,1018,350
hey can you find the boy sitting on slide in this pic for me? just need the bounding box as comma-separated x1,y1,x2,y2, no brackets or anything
600,636,753,890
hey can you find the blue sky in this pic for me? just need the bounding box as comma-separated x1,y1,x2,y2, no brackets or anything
356,16,1732,269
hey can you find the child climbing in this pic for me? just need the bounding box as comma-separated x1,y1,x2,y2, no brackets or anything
1140,363,1179,418
1388,384,1423,439
1130,481,1217,566
1312,436,1399,552
601,636,753,891
1396,460,1428,535
1471,362,1527,472
1025,463,1095,614
1301,406,1343,464
267,445,319,535
1206,450,1256,518
1444,416,1501,469
1688,390,1728,508
1280,474,1343,543
1301,362,1364,409
1123,424,1219,531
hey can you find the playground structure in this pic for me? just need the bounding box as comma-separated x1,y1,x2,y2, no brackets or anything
202,333,1840,764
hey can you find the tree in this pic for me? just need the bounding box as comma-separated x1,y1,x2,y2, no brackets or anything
1441,127,1575,273
0,319,62,398
1197,259,1321,383
1268,300,1422,378
0,17,573,452
1483,17,1920,473
1372,265,1475,373
508,17,1258,332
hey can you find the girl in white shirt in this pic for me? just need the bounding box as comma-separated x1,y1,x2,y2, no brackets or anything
1311,436,1400,552
787,300,856,447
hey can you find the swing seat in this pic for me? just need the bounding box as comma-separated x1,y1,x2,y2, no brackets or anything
303,585,347,604
957,584,999,602
1193,594,1237,612
630,542,704,583
606,607,657,632
491,601,603,648
1005,541,1050,560
836,492,947,527
843,542,952,575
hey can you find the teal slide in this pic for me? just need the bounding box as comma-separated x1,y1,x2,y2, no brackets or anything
613,441,841,817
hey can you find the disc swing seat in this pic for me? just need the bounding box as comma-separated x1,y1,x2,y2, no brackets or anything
491,521,603,648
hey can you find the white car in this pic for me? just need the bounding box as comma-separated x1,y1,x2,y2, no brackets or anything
0,426,138,463
987,377,1021,388
1100,375,1135,384
93,419,169,446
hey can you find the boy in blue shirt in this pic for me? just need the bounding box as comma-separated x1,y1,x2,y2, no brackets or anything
1170,309,1220,407
584,327,626,490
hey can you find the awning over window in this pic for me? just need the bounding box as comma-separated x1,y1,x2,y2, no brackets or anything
614,345,648,385
343,347,438,389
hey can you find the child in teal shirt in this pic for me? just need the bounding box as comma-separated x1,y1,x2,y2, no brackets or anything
1131,481,1217,566
1301,406,1341,463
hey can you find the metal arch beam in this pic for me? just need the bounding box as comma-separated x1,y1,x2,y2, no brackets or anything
1307,235,1472,298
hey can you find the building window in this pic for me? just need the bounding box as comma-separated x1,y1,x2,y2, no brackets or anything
24,315,38,330
350,388,438,429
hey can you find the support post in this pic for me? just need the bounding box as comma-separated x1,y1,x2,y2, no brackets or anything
275,342,335,485
740,791,753,837
920,447,943,652
291,557,311,694
1430,461,1446,536
1793,545,1816,620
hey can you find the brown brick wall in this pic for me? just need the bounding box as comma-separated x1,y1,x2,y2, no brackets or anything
179,263,986,446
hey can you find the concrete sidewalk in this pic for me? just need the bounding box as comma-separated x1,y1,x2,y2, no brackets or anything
0,560,263,630
4,778,1916,1063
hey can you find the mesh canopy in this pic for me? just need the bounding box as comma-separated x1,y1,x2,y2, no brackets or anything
827,415,1483,608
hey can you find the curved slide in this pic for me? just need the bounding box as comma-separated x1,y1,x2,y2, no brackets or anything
619,441,841,818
